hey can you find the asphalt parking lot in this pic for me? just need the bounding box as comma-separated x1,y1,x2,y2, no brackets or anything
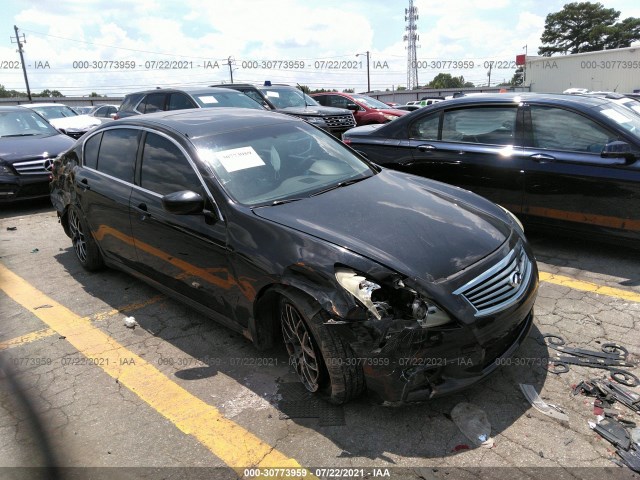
1,199,639,480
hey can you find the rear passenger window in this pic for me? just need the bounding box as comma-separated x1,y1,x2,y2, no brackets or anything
138,93,165,114
83,133,102,169
140,132,201,196
531,106,614,153
441,107,517,145
409,113,440,140
96,129,138,183
168,93,196,111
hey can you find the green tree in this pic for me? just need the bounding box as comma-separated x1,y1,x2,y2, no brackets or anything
0,84,28,97
427,73,469,89
342,88,354,93
539,2,640,56
89,92,105,97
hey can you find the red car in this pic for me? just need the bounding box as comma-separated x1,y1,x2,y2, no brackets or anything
311,92,408,126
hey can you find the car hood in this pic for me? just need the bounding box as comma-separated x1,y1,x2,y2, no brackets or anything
49,115,102,131
344,124,385,136
277,106,352,116
253,170,510,282
0,134,75,163
376,108,407,117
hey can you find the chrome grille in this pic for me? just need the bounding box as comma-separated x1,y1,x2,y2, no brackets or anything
454,244,532,317
12,157,55,175
324,115,356,130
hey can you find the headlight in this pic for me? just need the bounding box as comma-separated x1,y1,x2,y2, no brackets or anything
498,205,524,232
383,114,398,122
335,268,382,320
0,163,15,175
335,267,452,327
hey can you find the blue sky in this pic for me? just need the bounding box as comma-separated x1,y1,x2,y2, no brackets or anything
2,0,639,96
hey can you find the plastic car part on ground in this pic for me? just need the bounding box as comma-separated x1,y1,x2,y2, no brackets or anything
520,384,569,423
450,402,494,448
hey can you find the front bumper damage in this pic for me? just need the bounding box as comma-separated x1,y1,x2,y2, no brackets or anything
327,238,539,405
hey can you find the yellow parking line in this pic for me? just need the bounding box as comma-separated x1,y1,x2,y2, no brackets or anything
540,271,640,303
0,295,166,351
0,263,309,477
0,328,56,351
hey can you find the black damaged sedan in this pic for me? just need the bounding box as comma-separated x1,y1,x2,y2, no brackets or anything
50,108,538,405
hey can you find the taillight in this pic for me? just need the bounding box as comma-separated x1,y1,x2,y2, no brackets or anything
342,138,351,145
113,113,120,120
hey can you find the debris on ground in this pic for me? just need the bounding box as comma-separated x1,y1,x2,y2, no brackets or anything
520,383,569,423
6,227,17,231
123,316,138,329
450,402,494,448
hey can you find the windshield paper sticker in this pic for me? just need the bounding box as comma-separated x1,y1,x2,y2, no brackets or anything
198,95,219,104
601,108,631,124
215,146,265,172
265,91,280,98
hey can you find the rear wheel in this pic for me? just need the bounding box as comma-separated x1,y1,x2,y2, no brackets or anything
68,206,103,271
280,296,364,404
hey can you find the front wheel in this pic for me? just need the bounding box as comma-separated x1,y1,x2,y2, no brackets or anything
67,206,103,271
280,297,364,404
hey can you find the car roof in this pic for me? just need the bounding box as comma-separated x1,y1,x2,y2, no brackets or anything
0,105,36,112
124,86,241,96
96,107,299,137
353,92,615,137
436,92,611,108
20,103,72,107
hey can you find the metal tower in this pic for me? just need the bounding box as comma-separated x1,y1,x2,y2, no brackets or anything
404,0,419,89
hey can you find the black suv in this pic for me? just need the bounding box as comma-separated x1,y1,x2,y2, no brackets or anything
114,87,265,119
211,83,356,136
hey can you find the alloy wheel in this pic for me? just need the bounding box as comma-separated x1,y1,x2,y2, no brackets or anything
281,301,321,392
68,209,87,263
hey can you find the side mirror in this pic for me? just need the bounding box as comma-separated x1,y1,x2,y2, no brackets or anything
601,141,637,163
346,103,360,112
162,190,205,215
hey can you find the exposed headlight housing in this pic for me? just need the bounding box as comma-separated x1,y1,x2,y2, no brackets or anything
335,268,382,320
335,267,453,328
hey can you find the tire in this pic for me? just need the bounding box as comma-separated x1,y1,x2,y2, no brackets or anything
67,205,104,271
279,296,365,404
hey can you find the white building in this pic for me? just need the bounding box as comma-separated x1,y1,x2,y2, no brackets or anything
525,46,640,93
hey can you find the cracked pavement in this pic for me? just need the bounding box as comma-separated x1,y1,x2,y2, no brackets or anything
1,200,639,478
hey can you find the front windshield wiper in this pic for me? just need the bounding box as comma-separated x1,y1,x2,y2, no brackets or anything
1,133,40,137
310,176,370,197
271,198,304,206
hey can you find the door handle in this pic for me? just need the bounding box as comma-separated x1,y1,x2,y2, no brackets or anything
76,178,90,191
417,144,436,152
530,153,556,163
133,203,151,219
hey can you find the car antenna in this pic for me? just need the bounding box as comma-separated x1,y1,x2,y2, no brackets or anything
296,83,309,108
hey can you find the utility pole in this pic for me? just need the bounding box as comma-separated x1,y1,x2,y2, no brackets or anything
11,25,32,101
356,51,370,92
227,56,234,83
487,61,493,87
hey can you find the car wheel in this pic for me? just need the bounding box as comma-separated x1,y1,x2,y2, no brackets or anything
280,297,365,404
68,206,103,271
